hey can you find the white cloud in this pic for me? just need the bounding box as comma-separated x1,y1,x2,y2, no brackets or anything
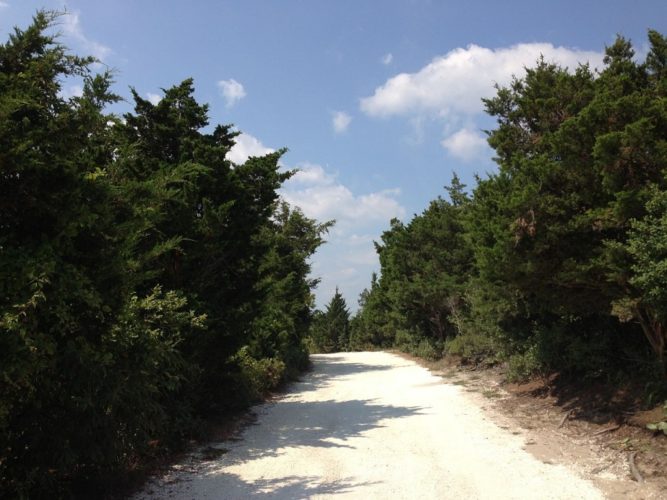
361,42,604,161
61,11,112,63
332,111,352,133
227,132,274,164
227,131,406,309
59,84,83,99
217,78,246,107
0,2,9,8
146,92,162,105
441,128,491,162
280,163,405,309
281,163,404,227
361,43,604,119
381,53,393,65
286,163,334,186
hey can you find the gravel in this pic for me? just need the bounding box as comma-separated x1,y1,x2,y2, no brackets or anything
135,351,606,499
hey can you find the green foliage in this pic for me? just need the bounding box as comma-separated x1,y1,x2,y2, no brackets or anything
412,339,442,361
354,175,472,359
506,347,542,382
248,202,332,378
235,347,287,399
614,184,667,361
445,330,501,365
647,402,667,435
349,273,394,350
0,13,328,496
356,30,667,380
309,289,351,353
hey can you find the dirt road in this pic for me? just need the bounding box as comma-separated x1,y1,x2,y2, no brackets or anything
135,352,654,499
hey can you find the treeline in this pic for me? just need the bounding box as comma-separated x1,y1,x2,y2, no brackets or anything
0,13,330,497
351,31,667,383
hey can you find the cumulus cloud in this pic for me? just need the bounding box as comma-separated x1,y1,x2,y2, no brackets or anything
286,163,333,186
146,92,162,105
217,78,246,107
227,132,274,164
332,111,352,133
441,128,491,162
361,42,604,160
381,53,393,65
281,163,404,227
61,11,112,63
361,43,604,119
280,163,406,309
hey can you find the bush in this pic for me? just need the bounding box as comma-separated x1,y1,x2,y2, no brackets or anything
236,347,286,399
412,339,442,361
507,345,542,382
446,330,501,365
393,329,418,352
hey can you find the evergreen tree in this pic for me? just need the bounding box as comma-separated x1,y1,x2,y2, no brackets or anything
0,14,331,495
310,289,351,352
250,203,333,376
350,273,394,350
356,29,667,375
372,176,473,353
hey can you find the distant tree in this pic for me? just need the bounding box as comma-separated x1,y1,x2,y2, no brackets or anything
310,289,351,352
328,288,351,351
350,273,394,350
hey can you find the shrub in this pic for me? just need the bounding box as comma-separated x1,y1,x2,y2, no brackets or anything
236,347,286,399
507,345,542,382
446,330,501,365
412,339,442,361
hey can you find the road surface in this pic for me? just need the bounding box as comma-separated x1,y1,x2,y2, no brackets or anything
136,351,610,499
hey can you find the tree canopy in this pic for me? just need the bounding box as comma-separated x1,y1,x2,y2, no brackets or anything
354,30,667,378
0,12,330,496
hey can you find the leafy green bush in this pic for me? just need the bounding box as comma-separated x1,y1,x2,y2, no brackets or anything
647,402,667,435
393,329,418,352
446,331,501,365
506,345,542,382
236,347,287,399
412,339,442,361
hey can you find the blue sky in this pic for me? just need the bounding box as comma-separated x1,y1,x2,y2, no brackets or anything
2,1,666,310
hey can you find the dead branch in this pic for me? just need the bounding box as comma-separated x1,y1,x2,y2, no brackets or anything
628,451,644,483
558,409,573,429
591,424,621,436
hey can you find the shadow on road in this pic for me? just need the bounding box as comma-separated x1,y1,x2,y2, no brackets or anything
290,353,397,394
164,472,379,499
222,398,424,463
139,354,419,499
186,355,420,498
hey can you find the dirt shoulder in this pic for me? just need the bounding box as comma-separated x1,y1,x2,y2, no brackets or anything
399,352,667,499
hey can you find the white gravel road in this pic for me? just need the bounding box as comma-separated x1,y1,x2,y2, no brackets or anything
136,351,608,499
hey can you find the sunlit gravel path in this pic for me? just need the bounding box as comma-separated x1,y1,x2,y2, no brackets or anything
135,351,606,499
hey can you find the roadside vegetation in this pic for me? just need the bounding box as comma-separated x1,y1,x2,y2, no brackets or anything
347,31,667,391
0,13,331,497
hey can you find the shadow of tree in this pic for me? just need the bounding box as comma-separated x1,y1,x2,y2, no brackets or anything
143,472,379,499
218,398,424,465
291,354,397,394
137,354,419,499
518,373,646,425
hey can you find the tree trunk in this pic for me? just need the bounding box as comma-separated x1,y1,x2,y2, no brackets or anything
634,305,666,370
